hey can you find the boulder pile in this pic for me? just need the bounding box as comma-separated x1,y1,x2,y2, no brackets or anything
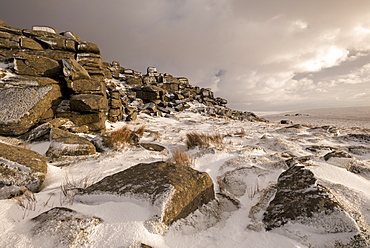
0,20,262,137
0,20,107,136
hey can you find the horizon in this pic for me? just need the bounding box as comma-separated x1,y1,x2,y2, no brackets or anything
1,0,370,112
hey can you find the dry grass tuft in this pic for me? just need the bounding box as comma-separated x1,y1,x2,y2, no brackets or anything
60,173,97,205
107,125,145,150
186,132,224,149
13,188,37,219
171,149,194,167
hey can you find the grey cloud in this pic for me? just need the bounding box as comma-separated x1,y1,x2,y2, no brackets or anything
1,0,370,111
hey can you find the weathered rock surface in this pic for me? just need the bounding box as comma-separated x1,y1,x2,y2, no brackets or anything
31,207,102,247
263,165,363,246
78,161,215,227
0,142,47,199
11,54,61,77
46,128,96,164
70,94,108,112
0,84,62,136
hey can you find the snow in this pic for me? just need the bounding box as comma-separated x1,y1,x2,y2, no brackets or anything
1,106,370,247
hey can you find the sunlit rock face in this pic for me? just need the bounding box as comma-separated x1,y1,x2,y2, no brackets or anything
0,21,107,135
78,161,215,229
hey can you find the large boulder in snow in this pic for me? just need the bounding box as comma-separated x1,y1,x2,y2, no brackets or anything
78,161,215,227
0,142,47,199
263,165,363,246
31,207,102,247
46,128,96,165
0,84,63,136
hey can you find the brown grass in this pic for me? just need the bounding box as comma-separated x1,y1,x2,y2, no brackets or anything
13,189,37,219
171,149,194,167
186,132,224,149
107,125,145,150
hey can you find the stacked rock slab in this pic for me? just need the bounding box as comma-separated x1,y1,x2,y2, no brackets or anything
0,20,107,135
103,64,261,122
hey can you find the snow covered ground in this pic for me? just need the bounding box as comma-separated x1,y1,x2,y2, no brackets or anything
1,104,370,247
262,106,370,130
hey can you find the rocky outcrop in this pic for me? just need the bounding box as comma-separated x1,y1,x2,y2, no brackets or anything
104,65,262,122
1,20,262,137
0,142,47,199
78,161,215,229
0,21,107,135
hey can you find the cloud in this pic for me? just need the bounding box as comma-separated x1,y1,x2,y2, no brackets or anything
1,0,370,111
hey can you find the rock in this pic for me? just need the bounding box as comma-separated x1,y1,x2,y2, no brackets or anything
76,53,104,75
10,54,61,77
46,128,97,161
0,142,47,199
19,118,72,142
139,143,166,152
0,69,60,87
344,134,370,143
0,20,6,26
78,161,215,227
0,25,23,35
17,50,75,61
263,166,355,231
147,66,158,77
32,25,58,34
77,41,100,54
70,94,108,112
126,77,143,85
31,207,102,247
67,75,106,95
62,58,91,81
348,145,370,156
19,36,44,50
0,84,62,136
60,31,82,42
280,120,293,125
132,86,164,101
0,37,20,49
323,151,352,161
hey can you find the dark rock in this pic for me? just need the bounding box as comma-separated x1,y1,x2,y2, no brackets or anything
344,134,370,144
60,31,82,42
0,25,23,35
0,37,20,49
46,128,96,160
11,54,61,77
31,207,102,247
263,166,348,231
62,58,91,81
139,143,166,152
79,161,215,227
77,41,100,54
70,94,108,112
323,151,352,161
19,36,44,50
0,142,47,199
67,75,106,95
125,77,143,85
19,118,72,142
76,53,104,75
280,120,293,125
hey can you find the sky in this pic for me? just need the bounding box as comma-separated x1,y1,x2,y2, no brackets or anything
1,0,370,112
